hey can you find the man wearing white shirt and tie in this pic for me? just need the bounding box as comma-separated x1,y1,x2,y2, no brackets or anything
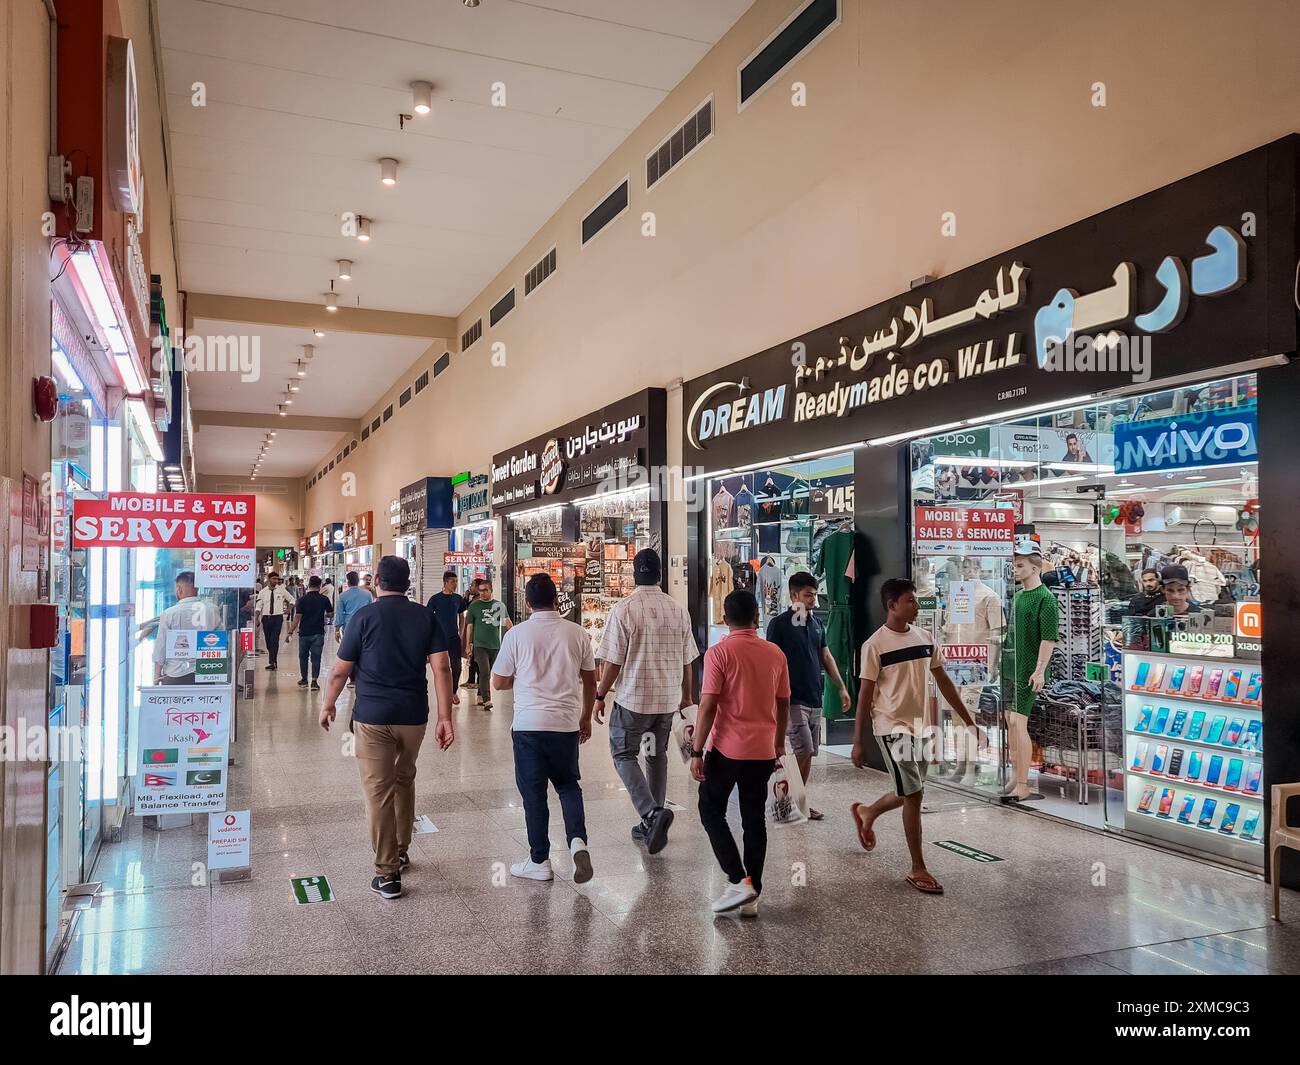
256,571,290,671
154,571,222,685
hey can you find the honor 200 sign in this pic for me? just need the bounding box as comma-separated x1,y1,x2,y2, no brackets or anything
1114,407,1257,474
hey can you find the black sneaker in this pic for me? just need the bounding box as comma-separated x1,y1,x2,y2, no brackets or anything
631,822,648,844
265,665,276,671
398,850,410,871
297,679,308,688
371,874,402,900
646,807,674,854
310,680,320,691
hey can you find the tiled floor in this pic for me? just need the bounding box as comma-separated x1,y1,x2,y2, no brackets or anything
58,646,1300,975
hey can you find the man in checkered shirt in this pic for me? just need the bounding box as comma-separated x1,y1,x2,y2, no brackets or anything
595,549,700,854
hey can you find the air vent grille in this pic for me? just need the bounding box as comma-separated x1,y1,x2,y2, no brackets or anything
400,387,412,408
461,318,482,350
739,0,838,109
434,351,451,377
647,100,713,189
490,288,516,327
383,404,393,422
581,180,629,245
415,369,430,393
524,247,557,296
371,416,381,433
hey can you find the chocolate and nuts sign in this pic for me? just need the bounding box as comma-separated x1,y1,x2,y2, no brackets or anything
491,389,664,514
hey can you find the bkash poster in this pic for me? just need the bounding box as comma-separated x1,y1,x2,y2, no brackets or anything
135,686,231,814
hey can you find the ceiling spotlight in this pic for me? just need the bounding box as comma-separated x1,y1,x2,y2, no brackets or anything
283,395,293,406
313,328,325,339
356,216,371,242
269,430,277,437
278,405,287,417
337,259,353,281
463,0,480,7
379,158,398,186
302,344,315,360
288,382,300,392
411,81,432,115
323,291,338,312
295,360,307,377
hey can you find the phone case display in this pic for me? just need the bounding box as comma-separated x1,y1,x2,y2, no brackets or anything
1123,648,1263,868
578,492,652,653
1050,586,1103,681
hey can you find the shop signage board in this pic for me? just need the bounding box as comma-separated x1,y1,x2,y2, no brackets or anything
452,472,491,524
399,478,454,534
194,629,231,684
682,138,1298,471
134,685,232,814
195,547,255,588
1113,407,1258,474
354,510,374,546
207,810,251,870
914,507,1014,556
491,388,666,514
444,552,488,566
71,492,255,549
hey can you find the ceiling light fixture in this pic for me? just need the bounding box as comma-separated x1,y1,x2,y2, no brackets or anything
288,382,300,392
410,81,432,115
295,360,308,377
337,259,353,280
302,344,315,361
323,291,338,312
277,405,287,417
356,216,371,242
463,0,480,7
313,328,325,339
379,158,398,186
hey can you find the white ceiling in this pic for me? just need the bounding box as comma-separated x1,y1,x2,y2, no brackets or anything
158,0,756,315
195,425,345,478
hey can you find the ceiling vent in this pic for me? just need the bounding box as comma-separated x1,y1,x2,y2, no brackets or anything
524,247,556,297
434,351,451,377
490,288,515,326
415,369,430,393
461,318,482,350
581,179,629,245
738,0,839,111
647,100,712,190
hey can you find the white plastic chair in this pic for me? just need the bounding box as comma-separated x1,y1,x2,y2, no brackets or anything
1271,782,1300,920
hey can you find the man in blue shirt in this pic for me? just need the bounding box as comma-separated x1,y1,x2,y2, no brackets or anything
335,571,373,689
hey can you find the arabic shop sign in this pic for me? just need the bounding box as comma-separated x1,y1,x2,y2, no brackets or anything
1114,407,1258,474
681,138,1296,466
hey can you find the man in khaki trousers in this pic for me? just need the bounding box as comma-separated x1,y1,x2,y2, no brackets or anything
320,556,454,899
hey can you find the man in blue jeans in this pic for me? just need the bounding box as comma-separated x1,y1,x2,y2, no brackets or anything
492,573,597,884
289,575,331,690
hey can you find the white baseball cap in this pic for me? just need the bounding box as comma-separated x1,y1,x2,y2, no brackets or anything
1013,533,1043,557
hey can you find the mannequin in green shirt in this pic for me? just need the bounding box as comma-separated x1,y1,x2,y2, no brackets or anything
1004,535,1058,802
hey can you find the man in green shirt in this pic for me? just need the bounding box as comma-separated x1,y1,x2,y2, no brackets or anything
1004,533,1058,802
464,579,512,710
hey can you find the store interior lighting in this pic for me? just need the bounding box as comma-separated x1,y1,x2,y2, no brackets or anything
125,398,164,461
51,345,84,392
337,259,352,281
70,248,146,394
356,217,371,242
379,158,398,186
323,291,338,312
411,81,432,115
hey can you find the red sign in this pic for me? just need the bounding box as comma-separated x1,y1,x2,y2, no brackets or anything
913,506,1013,556
355,510,374,547
72,492,255,549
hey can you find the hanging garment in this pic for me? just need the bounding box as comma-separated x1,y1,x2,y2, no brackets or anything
731,560,756,595
731,485,757,532
757,559,784,622
709,558,733,625
815,526,856,721
711,485,735,531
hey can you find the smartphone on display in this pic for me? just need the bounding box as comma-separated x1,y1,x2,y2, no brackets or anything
1133,661,1151,689
1176,796,1197,824
1219,803,1241,834
1187,711,1206,740
1137,785,1157,813
1206,716,1227,744
1197,798,1218,828
1242,720,1262,751
1168,710,1187,737
1131,742,1150,771
1150,745,1168,775
1157,788,1176,818
1184,750,1204,782
1149,663,1168,691
1205,754,1224,787
1205,669,1224,697
1187,666,1205,694
1240,810,1261,839
1134,705,1154,732
1166,666,1186,693
1223,758,1244,791
1152,706,1170,734
1224,669,1243,700
1223,719,1245,746
1244,762,1262,795
1243,673,1262,704
1166,748,1185,778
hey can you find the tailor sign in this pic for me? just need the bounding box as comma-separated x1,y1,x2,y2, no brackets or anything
1113,407,1258,474
72,493,255,549
681,137,1298,471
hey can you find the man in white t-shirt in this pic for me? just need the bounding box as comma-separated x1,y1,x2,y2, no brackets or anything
849,577,982,897
492,573,597,886
154,570,222,684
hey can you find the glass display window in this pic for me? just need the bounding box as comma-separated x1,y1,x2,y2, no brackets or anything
577,487,652,653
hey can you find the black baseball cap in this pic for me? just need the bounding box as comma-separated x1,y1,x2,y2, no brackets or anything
1160,564,1191,586
633,548,661,585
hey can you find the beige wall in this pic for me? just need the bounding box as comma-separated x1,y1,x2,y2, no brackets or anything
302,0,1300,570
196,474,305,547
0,0,55,976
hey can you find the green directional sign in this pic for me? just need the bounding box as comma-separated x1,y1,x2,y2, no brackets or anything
933,840,1004,863
290,875,334,904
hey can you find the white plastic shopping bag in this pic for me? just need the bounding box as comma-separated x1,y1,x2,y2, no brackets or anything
766,754,809,825
671,704,700,766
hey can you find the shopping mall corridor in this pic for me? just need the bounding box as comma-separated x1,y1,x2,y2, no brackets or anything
58,642,1300,976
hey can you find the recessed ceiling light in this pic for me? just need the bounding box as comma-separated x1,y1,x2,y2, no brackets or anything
411,81,432,115
337,259,353,281
356,217,371,242
277,405,287,417
323,292,338,312
296,361,307,377
463,0,480,7
313,328,325,339
379,158,398,187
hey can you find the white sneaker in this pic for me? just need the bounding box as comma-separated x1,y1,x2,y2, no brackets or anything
510,858,553,882
738,898,760,918
711,877,758,913
569,837,594,884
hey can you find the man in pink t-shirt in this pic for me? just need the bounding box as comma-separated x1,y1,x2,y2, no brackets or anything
691,589,790,917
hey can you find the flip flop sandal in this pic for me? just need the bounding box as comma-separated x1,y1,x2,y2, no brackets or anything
906,874,944,895
808,808,825,821
849,802,875,851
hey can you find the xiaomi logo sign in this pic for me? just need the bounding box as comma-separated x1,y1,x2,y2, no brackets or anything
1235,602,1261,639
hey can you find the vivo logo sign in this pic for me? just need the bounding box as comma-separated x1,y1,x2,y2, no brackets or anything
1114,408,1257,474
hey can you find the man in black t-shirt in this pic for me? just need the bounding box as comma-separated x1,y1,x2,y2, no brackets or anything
289,576,331,690
426,570,468,706
320,555,455,900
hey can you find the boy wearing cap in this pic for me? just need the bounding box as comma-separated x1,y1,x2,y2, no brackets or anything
1005,533,1059,802
1143,564,1202,617
595,549,699,853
